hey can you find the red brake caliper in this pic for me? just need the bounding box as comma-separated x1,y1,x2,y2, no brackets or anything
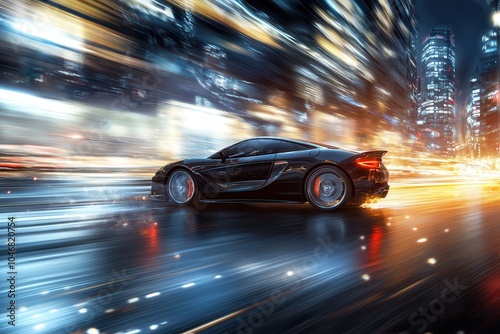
314,176,321,197
186,177,194,200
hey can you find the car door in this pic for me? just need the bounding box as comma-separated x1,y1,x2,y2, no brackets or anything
200,139,280,192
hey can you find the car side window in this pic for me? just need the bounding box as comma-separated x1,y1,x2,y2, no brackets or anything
277,141,315,153
226,139,280,158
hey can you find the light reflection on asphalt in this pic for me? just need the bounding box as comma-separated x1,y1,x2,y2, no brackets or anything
0,172,498,333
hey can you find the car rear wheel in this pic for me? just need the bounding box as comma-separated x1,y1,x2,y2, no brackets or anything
167,169,198,205
305,166,352,211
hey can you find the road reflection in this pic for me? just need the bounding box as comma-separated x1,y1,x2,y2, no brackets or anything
0,173,498,333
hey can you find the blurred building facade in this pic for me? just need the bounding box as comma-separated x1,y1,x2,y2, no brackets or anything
465,74,482,158
0,0,419,155
478,27,500,156
464,4,500,159
418,26,456,156
155,0,420,149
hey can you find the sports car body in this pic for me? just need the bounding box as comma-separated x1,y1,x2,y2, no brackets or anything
150,137,389,211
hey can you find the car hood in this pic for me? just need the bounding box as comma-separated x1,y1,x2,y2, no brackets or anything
182,158,205,167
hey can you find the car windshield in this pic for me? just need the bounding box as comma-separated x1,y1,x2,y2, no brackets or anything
208,151,222,159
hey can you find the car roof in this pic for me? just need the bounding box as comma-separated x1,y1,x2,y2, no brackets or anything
248,136,340,149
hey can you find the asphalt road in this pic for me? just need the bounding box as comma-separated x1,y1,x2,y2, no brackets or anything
1,172,499,334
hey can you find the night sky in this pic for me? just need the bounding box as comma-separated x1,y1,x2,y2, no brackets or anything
416,0,492,108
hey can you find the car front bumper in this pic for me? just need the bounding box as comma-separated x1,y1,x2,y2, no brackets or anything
149,181,166,201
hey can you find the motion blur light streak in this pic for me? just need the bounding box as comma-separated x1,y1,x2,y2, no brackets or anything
33,323,46,331
167,0,281,48
145,292,161,298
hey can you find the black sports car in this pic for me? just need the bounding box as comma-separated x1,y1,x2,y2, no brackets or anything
150,137,389,211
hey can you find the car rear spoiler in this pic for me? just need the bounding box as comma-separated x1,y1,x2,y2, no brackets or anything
357,150,387,158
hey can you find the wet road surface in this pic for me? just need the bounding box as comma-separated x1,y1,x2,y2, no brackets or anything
1,172,499,334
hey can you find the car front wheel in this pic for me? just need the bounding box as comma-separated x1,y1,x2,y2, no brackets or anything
305,166,352,211
167,169,198,205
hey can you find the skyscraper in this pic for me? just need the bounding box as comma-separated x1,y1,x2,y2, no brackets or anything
466,74,481,157
477,27,500,156
419,26,456,156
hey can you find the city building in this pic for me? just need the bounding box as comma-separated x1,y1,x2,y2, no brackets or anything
0,0,419,152
116,0,419,147
465,74,482,157
476,27,500,156
418,26,456,156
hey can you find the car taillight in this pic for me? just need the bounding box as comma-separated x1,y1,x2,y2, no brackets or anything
355,158,381,169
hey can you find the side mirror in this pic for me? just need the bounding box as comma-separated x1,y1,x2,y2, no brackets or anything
220,150,227,163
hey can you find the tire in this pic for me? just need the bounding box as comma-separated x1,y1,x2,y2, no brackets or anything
304,166,352,211
167,169,199,206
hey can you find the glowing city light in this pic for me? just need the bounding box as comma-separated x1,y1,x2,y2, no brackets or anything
493,11,500,27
